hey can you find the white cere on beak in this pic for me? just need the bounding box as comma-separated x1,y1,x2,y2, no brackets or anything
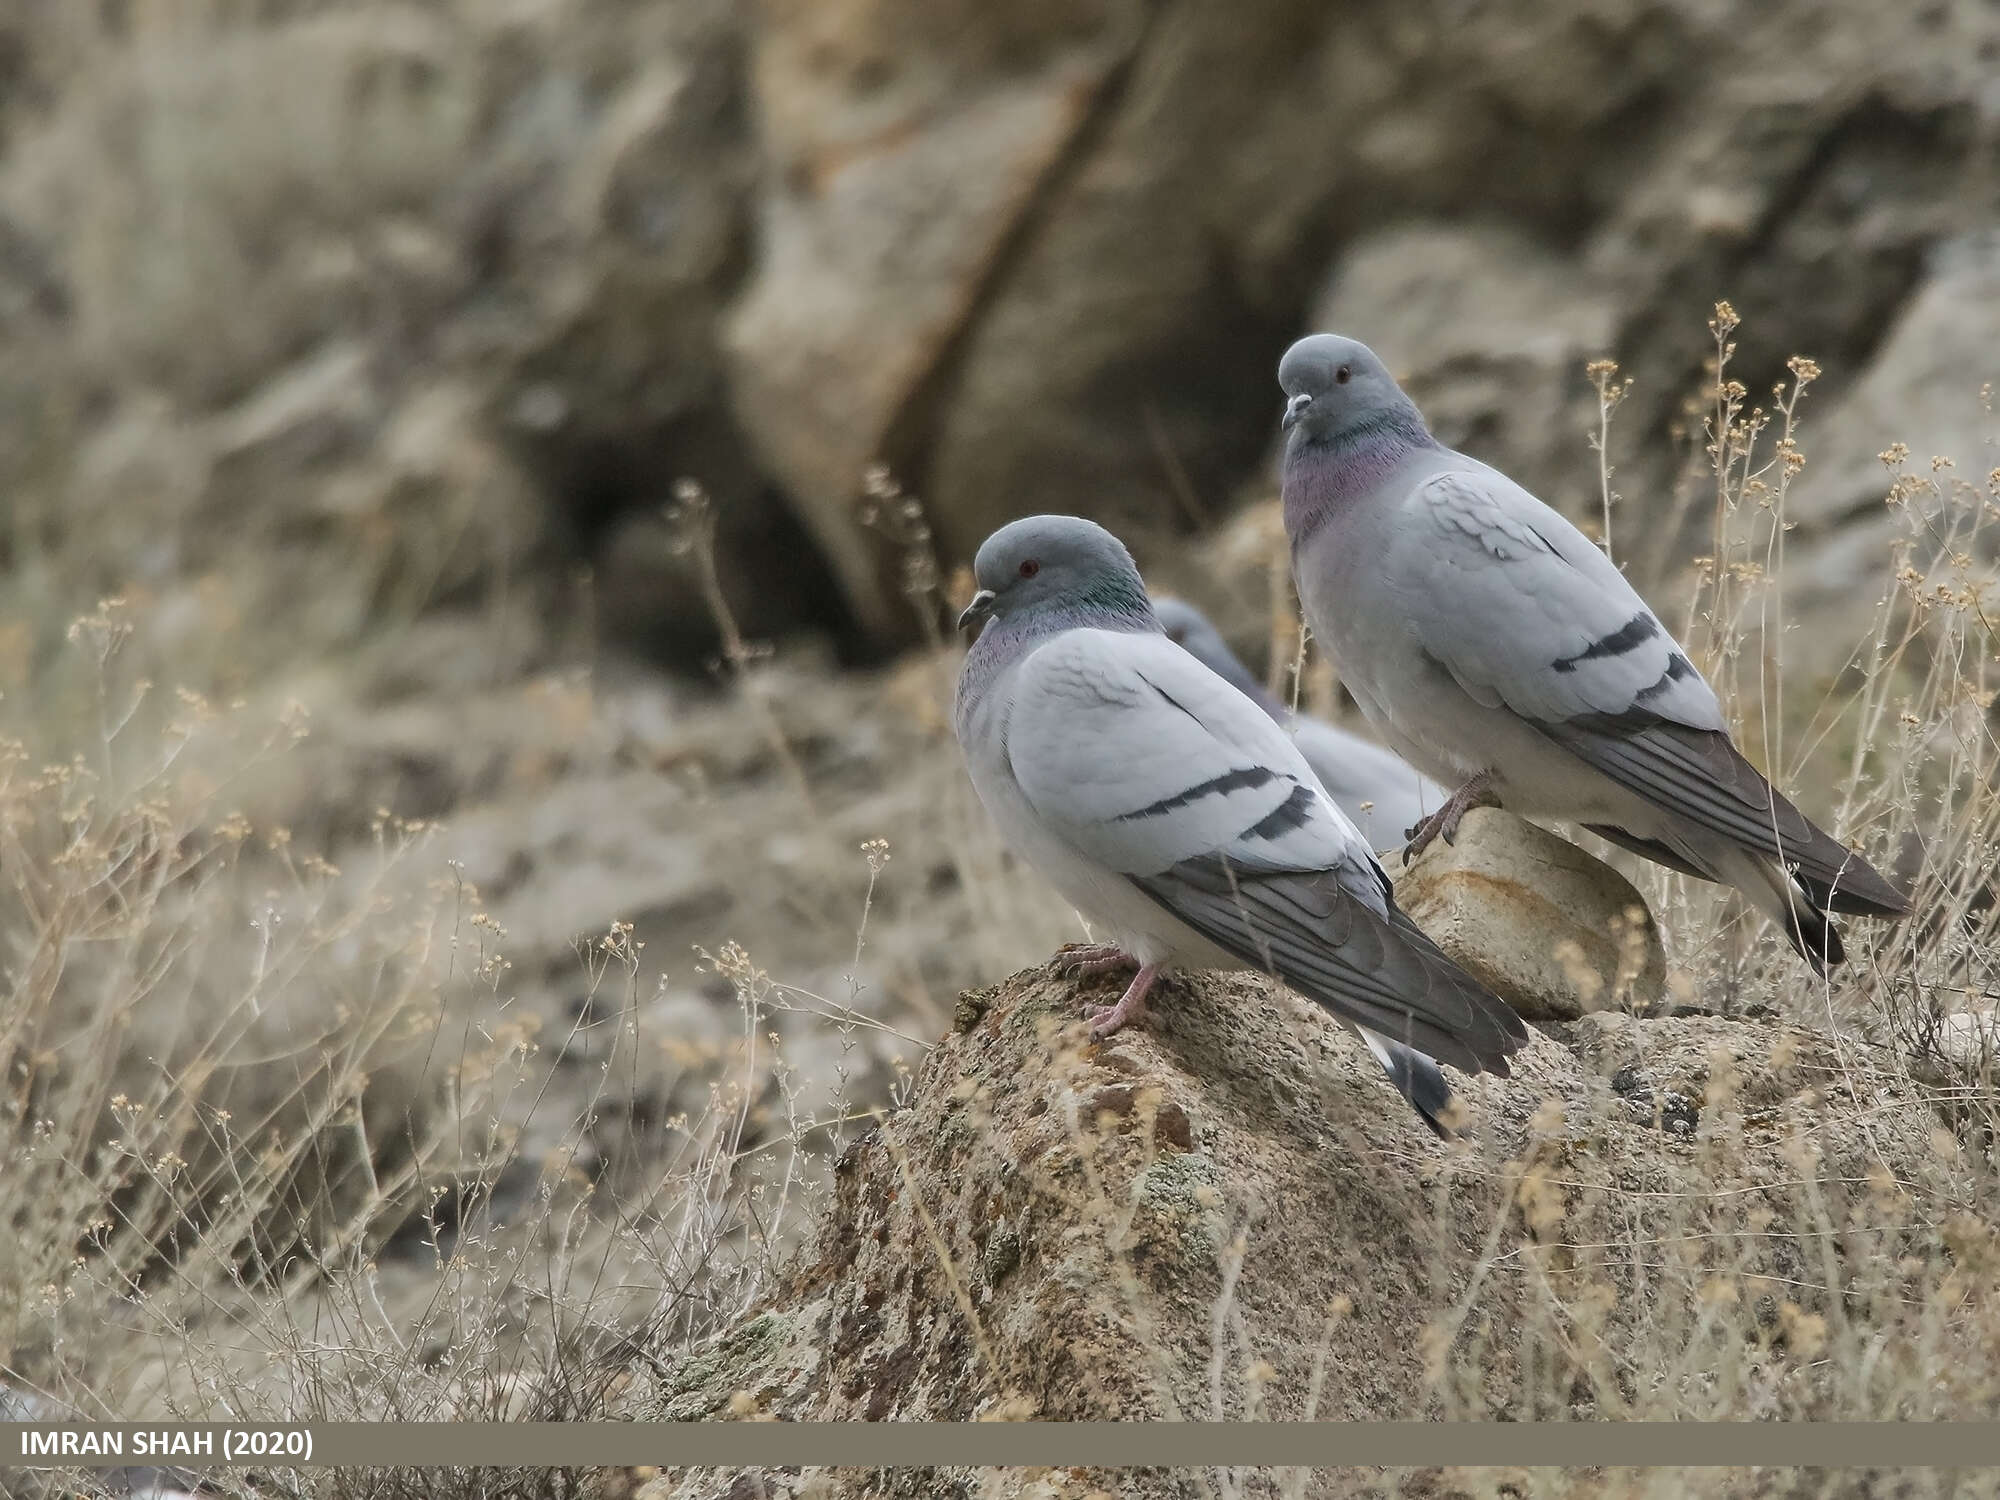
956,589,998,633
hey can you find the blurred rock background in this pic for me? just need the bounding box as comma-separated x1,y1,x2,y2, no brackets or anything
0,0,1996,1305
5,0,1995,664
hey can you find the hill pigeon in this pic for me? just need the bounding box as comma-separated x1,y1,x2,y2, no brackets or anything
1276,333,1910,969
1151,596,1444,848
953,514,1528,1134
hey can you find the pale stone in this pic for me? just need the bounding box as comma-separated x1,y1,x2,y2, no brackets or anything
1391,806,1667,1021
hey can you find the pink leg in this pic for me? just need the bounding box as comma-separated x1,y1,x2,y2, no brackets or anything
1053,943,1140,978
1084,963,1162,1039
1403,771,1499,865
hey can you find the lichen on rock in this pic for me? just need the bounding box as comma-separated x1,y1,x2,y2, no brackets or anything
639,957,1956,1499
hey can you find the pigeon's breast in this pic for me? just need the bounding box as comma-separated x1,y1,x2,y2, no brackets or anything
1297,526,1503,790
959,731,1229,969
1294,513,1417,720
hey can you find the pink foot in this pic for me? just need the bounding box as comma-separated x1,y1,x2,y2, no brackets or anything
1053,943,1140,979
1403,771,1499,865
1083,963,1162,1039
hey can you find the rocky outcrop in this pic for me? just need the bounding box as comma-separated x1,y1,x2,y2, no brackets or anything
5,0,1997,668
634,962,1965,1498
1781,230,2000,673
0,0,824,660
767,0,2000,630
721,0,1145,637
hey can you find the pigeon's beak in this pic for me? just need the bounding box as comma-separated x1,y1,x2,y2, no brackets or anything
956,589,997,634
1281,391,1313,433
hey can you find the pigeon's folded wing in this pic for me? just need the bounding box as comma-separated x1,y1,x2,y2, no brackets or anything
1400,468,1906,913
1006,629,1372,881
1401,466,1724,731
1007,630,1528,1072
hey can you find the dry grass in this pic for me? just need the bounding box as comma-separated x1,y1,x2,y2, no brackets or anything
0,290,1995,1500
5,8,1986,1500
0,608,841,1493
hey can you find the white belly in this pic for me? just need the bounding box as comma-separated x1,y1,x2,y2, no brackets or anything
960,701,1240,972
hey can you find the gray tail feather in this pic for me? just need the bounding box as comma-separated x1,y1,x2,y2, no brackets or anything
1779,887,1845,973
1712,844,1847,971
1605,829,1854,972
1362,1029,1457,1138
1795,865,1911,919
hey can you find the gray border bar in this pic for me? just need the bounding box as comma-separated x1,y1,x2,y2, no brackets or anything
7,1424,2000,1469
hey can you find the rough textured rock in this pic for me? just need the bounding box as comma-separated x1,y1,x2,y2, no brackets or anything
722,0,1143,635
1790,231,2000,532
634,961,1959,1498
0,0,827,659
915,0,1736,567
5,0,2000,665
0,11,548,662
1783,230,2000,669
908,0,2000,600
1392,808,1669,1021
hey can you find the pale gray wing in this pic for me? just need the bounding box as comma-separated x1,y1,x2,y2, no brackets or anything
1008,630,1374,883
1153,597,1443,842
1008,632,1529,1073
1402,466,1724,731
1403,466,1907,913
1291,717,1442,842
1152,598,1277,709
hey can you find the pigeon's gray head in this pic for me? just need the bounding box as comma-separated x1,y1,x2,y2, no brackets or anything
1152,596,1269,704
1152,597,1233,668
958,515,1153,635
1277,334,1427,449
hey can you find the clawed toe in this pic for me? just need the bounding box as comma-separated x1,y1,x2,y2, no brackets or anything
1086,1005,1138,1040
1402,815,1444,864
1403,774,1495,863
1079,961,1161,1040
1056,944,1140,979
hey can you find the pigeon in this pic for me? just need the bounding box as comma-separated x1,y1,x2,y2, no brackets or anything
1151,596,1445,848
953,514,1528,1134
1276,333,1911,969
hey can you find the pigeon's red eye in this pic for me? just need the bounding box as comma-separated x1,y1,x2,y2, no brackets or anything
1019,559,1040,578
1335,365,1352,385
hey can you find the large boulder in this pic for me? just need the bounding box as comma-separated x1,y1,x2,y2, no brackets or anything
721,0,1144,637
0,0,825,660
633,961,1976,1498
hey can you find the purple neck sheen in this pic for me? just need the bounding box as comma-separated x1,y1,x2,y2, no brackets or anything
1282,411,1435,542
956,597,1156,723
